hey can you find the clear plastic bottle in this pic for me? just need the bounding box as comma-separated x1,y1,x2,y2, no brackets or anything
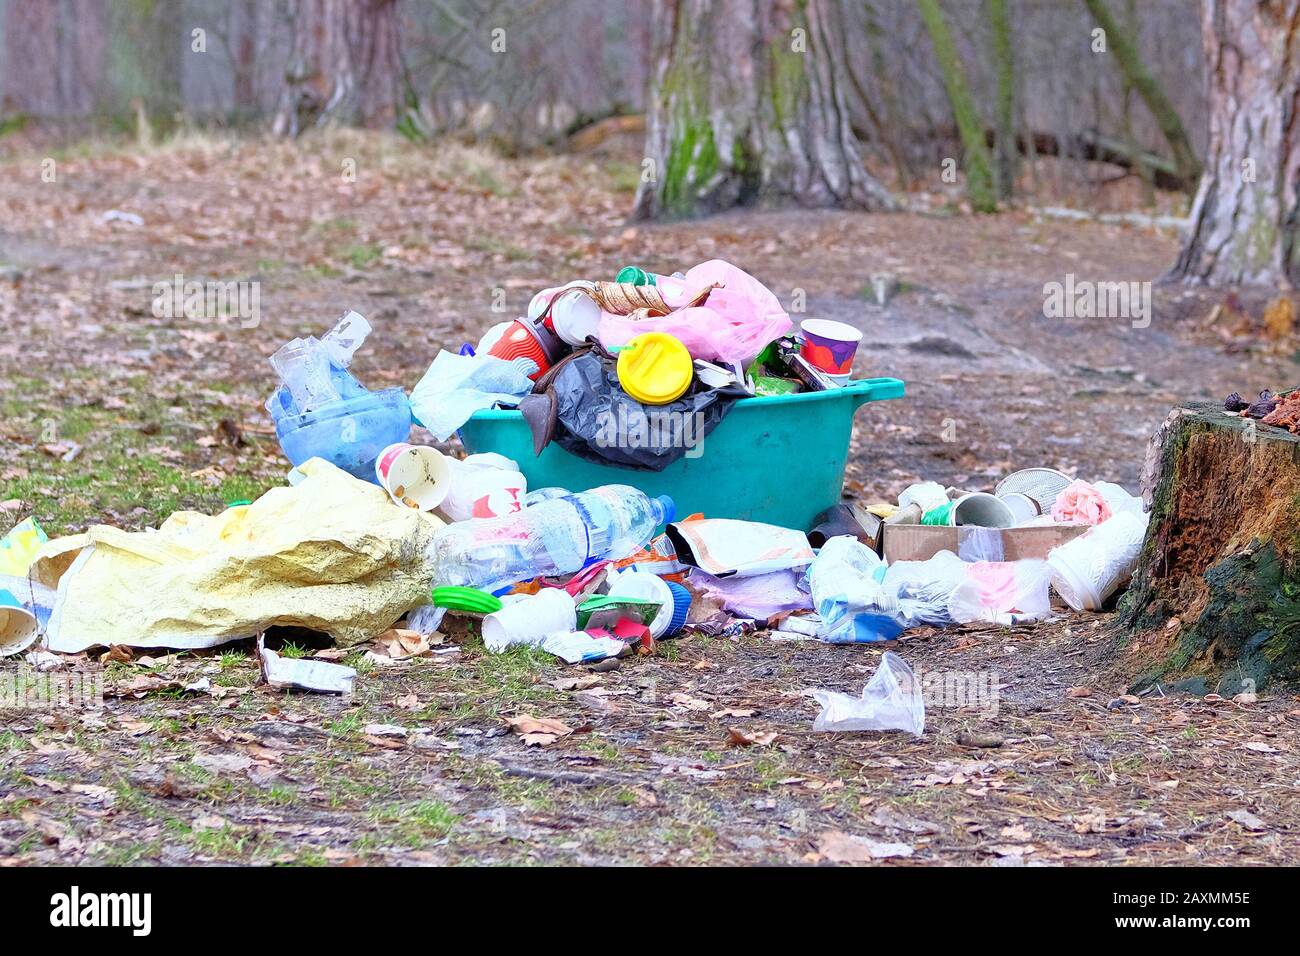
427,485,675,592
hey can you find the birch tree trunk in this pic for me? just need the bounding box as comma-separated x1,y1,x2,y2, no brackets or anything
1169,0,1300,286
272,0,403,137
634,0,896,219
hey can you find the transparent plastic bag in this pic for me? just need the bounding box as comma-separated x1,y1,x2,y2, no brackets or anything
946,559,1052,624
806,535,904,643
810,651,925,735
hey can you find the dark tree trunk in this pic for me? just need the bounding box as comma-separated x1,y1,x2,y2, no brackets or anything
272,0,403,137
3,0,59,114
1169,0,1300,286
634,0,895,219
1119,402,1300,693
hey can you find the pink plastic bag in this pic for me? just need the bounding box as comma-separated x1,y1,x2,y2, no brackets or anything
598,259,792,366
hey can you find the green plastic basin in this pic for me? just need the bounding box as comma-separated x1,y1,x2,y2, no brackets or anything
458,376,904,532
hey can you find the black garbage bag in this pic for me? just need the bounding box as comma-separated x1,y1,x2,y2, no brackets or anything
523,349,740,471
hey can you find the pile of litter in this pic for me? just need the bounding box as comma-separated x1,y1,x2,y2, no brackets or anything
1,259,1153,739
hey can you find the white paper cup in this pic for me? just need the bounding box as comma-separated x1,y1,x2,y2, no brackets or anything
949,492,1017,528
0,590,39,657
550,288,603,346
375,443,451,511
482,587,577,652
999,492,1041,524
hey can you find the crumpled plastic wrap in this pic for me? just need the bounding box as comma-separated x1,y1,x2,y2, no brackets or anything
31,459,444,652
409,350,534,441
688,568,811,619
810,652,925,735
543,350,736,471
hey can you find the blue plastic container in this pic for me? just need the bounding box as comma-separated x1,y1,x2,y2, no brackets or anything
459,377,904,532
274,387,412,481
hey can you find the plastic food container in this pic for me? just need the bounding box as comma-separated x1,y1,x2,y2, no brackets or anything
459,377,904,532
274,388,412,481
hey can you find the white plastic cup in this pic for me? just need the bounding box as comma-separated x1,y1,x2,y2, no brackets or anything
481,588,577,652
949,492,1017,528
0,590,39,657
1047,511,1149,611
375,443,451,511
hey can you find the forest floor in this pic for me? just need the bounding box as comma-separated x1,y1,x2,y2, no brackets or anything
1,131,1298,866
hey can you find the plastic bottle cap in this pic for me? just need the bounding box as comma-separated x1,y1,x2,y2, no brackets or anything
616,332,694,405
655,495,676,525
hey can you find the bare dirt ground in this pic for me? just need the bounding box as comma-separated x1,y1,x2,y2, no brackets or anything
1,132,1297,866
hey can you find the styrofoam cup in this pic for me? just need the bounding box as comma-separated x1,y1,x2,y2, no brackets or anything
0,590,39,657
481,587,577,652
375,443,451,511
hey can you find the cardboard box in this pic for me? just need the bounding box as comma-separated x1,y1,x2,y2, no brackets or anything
882,523,1087,563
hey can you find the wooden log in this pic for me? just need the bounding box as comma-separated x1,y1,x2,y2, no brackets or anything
1119,401,1300,693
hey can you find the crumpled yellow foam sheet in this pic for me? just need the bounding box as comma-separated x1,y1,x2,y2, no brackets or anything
32,459,444,652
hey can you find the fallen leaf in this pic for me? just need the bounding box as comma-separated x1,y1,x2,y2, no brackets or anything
507,715,573,746
373,629,434,660
1226,809,1267,831
1244,742,1279,754
711,707,756,719
670,692,710,711
1067,686,1093,698
818,830,914,862
725,727,777,747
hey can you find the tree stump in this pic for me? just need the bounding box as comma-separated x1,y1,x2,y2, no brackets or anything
1119,401,1300,693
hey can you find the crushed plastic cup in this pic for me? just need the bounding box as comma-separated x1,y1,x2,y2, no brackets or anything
440,454,527,521
375,442,451,511
810,651,925,735
0,589,40,658
800,318,862,376
481,587,577,652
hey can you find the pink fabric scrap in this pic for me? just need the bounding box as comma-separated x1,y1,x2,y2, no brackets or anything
1051,480,1113,526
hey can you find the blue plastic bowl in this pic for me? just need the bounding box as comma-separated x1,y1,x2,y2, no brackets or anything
275,387,412,481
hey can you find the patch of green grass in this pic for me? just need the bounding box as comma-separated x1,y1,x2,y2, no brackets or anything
189,824,250,858
342,243,384,269
96,840,161,866
464,235,530,261
276,641,311,659
367,799,459,847
602,160,643,194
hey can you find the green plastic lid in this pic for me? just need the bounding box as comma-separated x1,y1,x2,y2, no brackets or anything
431,586,503,614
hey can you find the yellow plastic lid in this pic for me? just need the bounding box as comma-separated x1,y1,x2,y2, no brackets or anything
616,332,694,405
